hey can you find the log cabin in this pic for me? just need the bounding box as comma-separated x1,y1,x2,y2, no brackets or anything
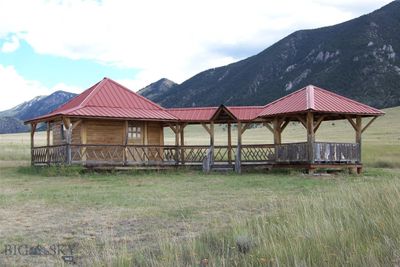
25,77,384,173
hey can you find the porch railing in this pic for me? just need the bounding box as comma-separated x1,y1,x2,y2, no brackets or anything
32,145,67,164
31,142,360,166
313,142,359,163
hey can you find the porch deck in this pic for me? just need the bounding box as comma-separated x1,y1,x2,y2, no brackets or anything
31,142,361,172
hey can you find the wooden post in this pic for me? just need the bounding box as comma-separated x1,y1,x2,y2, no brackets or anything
227,122,232,164
63,117,72,165
175,124,180,164
210,121,214,147
306,112,315,164
46,122,51,165
81,120,88,164
272,118,282,145
180,124,186,164
30,123,37,166
235,121,242,174
272,118,282,163
356,116,362,164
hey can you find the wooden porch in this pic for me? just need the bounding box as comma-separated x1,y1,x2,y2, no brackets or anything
31,141,361,173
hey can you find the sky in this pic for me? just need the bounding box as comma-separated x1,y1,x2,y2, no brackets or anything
0,0,393,110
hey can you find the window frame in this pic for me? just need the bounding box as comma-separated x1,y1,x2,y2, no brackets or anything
128,124,142,139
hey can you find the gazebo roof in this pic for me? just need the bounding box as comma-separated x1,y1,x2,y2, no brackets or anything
168,105,264,122
259,85,384,117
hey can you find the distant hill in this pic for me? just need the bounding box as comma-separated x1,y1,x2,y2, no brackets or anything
0,91,77,134
147,1,400,108
137,78,177,100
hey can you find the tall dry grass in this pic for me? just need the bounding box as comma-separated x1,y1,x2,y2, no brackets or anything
82,178,400,266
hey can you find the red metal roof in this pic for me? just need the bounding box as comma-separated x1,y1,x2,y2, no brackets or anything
27,78,177,122
26,80,383,124
228,106,264,121
168,106,264,122
259,85,384,117
168,107,218,121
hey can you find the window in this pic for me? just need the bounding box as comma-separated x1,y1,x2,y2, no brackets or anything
128,125,141,139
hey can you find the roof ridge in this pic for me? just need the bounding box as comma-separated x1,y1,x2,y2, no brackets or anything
50,80,100,113
78,78,108,108
306,85,315,110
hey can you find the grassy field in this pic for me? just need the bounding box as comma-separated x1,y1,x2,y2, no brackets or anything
0,106,399,266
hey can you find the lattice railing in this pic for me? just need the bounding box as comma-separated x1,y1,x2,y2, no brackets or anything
181,146,209,162
32,145,67,164
31,142,360,166
126,145,177,163
241,144,275,162
71,145,124,163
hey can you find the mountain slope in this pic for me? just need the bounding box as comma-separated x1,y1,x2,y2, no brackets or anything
150,1,400,108
0,91,77,133
137,78,177,100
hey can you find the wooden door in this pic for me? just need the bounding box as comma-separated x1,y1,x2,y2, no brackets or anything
127,122,144,162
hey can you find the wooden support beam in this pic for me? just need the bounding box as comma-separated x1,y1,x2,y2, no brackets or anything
174,124,180,164
346,116,357,131
30,123,37,166
61,117,73,165
241,122,252,135
168,124,178,134
361,117,377,133
235,121,242,173
180,123,187,164
210,121,214,146
123,121,128,165
143,122,148,145
46,122,51,165
355,116,362,163
81,120,87,163
263,122,274,133
313,115,326,133
280,120,290,132
295,115,307,129
272,118,282,144
306,112,315,163
62,117,71,129
227,122,232,164
124,121,129,145
70,119,82,131
201,123,211,135
46,122,51,146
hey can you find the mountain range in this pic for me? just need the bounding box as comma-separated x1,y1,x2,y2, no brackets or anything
1,1,399,134
145,1,400,108
0,91,76,134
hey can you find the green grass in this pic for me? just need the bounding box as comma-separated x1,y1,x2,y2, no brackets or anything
0,166,399,266
127,177,400,267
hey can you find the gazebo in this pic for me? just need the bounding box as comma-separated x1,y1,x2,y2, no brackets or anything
25,78,384,173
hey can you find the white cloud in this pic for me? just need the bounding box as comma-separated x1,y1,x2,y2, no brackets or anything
0,64,81,110
1,35,20,52
0,0,393,90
